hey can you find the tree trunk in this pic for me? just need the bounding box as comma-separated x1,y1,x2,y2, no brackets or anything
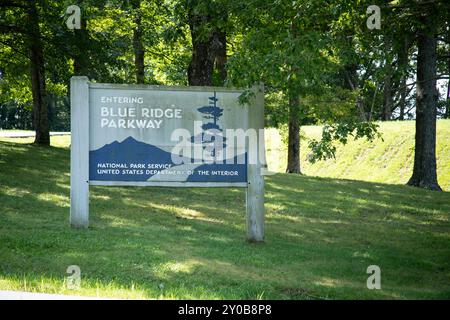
341,27,366,122
186,2,227,86
131,0,145,84
445,56,450,119
286,93,301,174
398,35,410,120
445,78,450,119
343,66,366,121
407,11,441,191
382,38,393,121
187,9,215,86
383,73,393,120
444,21,450,119
28,1,49,145
214,30,227,85
73,1,89,77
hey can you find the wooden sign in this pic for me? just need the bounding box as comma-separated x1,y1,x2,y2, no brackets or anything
70,77,265,241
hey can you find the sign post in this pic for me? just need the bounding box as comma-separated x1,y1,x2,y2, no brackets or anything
70,76,89,228
246,84,265,242
70,77,265,241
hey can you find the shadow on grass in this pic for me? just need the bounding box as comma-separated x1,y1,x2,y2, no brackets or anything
1,141,450,299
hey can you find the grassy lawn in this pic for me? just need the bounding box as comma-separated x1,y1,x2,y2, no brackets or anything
0,135,449,299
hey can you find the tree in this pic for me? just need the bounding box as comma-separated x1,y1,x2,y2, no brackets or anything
28,1,49,145
1,0,147,137
130,0,145,84
70,0,89,76
128,0,166,84
382,36,394,121
397,34,412,120
228,0,380,173
407,1,442,191
228,1,323,173
1,0,50,145
176,0,229,86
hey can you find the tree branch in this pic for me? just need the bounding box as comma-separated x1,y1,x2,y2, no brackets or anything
402,76,449,90
0,39,27,58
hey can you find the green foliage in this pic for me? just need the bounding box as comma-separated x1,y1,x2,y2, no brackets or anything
308,121,381,162
225,0,384,161
0,0,448,156
0,0,194,130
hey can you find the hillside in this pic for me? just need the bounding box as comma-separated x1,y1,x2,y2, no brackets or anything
266,120,450,191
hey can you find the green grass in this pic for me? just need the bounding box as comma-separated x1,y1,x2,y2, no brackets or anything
0,130,449,299
266,120,450,191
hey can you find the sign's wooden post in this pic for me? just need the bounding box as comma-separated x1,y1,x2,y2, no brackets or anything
246,84,265,242
70,76,90,228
